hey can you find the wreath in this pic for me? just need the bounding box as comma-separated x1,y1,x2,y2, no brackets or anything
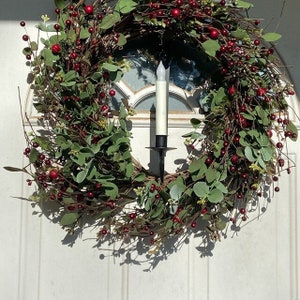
7,0,298,252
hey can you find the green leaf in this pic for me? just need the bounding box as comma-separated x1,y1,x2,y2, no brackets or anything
60,213,78,226
60,81,76,87
257,156,266,170
231,28,250,41
3,166,25,172
193,182,209,198
115,0,137,14
213,181,228,194
29,148,39,163
102,62,120,72
244,146,256,162
236,0,253,9
134,172,146,182
150,202,165,219
54,0,66,9
80,27,90,39
261,147,274,161
216,218,227,230
41,48,60,67
262,32,282,42
205,168,220,183
99,12,121,30
189,158,204,173
117,33,127,46
211,87,226,109
169,184,185,201
30,41,38,51
208,188,223,203
190,118,202,129
64,70,77,82
125,163,134,178
201,39,220,57
102,182,118,199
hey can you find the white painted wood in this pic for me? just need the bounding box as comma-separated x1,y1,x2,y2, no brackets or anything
1,3,300,300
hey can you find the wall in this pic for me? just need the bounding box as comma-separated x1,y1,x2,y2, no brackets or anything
0,1,299,300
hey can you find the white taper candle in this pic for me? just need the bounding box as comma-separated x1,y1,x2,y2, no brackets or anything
155,61,168,136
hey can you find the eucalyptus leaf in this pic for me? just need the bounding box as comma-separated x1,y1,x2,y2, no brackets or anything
205,168,220,183
169,184,185,201
193,182,209,198
117,33,127,46
134,172,146,182
103,62,120,72
208,188,223,203
201,39,220,57
3,166,25,172
262,32,282,42
115,0,137,14
99,12,121,30
236,0,253,9
244,146,256,162
54,0,66,9
261,147,274,161
29,148,39,163
60,212,78,226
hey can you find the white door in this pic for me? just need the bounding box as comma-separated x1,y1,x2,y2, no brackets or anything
1,2,300,300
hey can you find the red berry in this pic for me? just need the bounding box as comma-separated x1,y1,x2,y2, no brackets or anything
20,21,26,27
191,222,197,228
276,142,283,149
266,129,273,138
278,158,285,167
65,19,72,26
201,208,208,215
55,8,60,14
129,213,136,219
257,87,266,96
274,186,280,192
209,28,219,39
231,154,239,164
49,169,59,180
170,8,181,18
95,183,102,189
254,39,260,46
54,23,60,31
228,86,236,96
22,34,29,41
240,208,246,214
109,89,116,96
101,228,108,235
87,191,94,199
38,154,45,161
67,205,75,211
51,43,61,54
84,5,94,14
230,165,236,172
205,157,213,166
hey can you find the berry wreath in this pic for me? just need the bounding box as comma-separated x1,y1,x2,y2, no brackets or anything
7,0,298,252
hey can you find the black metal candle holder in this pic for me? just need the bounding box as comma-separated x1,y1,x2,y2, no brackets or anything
148,135,176,183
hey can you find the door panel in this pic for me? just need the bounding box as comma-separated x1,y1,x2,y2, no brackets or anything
1,8,299,300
